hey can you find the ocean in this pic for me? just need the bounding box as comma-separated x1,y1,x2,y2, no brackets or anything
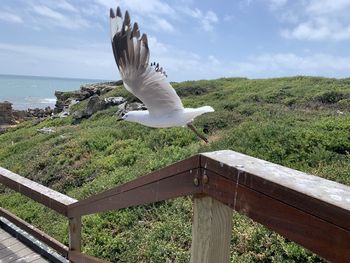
0,74,109,110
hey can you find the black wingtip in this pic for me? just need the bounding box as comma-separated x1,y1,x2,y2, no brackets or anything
110,8,115,18
116,6,122,17
141,33,148,46
125,10,130,24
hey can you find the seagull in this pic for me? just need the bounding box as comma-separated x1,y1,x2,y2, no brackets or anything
110,7,214,143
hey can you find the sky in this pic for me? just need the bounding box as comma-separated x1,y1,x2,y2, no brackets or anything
0,0,350,81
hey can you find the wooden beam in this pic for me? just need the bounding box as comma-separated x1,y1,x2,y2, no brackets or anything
0,167,77,216
190,195,233,263
202,167,350,262
0,207,68,257
69,216,81,255
67,155,201,217
201,150,350,231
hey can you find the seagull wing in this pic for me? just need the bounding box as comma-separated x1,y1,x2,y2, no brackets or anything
110,7,184,116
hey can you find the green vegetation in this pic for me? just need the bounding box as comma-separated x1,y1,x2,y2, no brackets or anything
1,76,350,262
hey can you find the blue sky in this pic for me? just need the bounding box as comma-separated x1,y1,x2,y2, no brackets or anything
0,0,349,81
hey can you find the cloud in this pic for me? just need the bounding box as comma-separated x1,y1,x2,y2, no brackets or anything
31,4,90,30
208,55,220,65
0,11,23,24
230,53,350,78
55,0,79,13
153,17,175,32
268,0,288,10
281,18,350,41
271,0,350,41
306,0,350,15
182,7,219,32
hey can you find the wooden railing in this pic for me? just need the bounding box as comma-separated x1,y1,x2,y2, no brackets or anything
1,150,350,262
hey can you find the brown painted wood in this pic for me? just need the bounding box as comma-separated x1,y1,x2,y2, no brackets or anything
203,170,350,263
68,251,110,263
68,168,202,217
69,216,81,254
201,151,350,232
0,207,68,257
68,155,200,212
0,167,77,216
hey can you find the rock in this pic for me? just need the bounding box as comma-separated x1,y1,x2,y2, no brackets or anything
72,95,129,123
127,102,147,111
58,111,69,118
54,80,123,114
0,101,16,125
72,95,107,123
72,110,84,120
85,95,107,116
37,127,55,134
104,97,126,107
115,102,147,119
27,107,53,118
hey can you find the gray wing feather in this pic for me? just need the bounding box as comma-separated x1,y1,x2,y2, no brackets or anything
110,7,183,115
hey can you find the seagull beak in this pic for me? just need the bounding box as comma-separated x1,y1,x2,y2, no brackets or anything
187,123,209,143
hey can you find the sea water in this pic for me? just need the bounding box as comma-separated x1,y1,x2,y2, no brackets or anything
0,74,109,110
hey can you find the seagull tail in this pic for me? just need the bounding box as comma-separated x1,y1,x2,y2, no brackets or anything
197,106,215,113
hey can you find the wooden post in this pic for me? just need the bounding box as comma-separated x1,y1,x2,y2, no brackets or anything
69,216,81,259
190,195,233,263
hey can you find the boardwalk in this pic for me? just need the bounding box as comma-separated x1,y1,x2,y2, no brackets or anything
0,228,49,263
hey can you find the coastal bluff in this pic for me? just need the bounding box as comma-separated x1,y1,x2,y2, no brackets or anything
0,80,125,131
0,101,15,126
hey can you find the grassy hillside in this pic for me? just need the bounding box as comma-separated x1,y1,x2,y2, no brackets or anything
1,76,350,262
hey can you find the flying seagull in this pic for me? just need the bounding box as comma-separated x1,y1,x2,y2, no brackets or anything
110,7,214,143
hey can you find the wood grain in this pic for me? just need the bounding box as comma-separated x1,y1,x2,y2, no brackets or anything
190,195,233,263
201,151,350,232
203,169,350,263
0,207,68,257
0,167,77,216
68,168,201,217
69,216,81,253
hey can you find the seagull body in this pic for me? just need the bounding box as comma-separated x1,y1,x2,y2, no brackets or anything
124,106,214,128
110,7,214,142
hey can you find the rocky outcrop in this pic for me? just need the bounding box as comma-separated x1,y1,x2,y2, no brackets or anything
27,107,53,118
72,96,126,123
115,102,147,118
54,80,123,114
0,101,16,125
12,107,53,122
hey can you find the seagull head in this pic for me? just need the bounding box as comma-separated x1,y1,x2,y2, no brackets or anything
117,112,129,122
117,111,142,123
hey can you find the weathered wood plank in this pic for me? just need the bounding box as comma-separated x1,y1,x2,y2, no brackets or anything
30,257,51,263
0,167,77,216
68,168,201,217
0,236,19,249
203,169,350,263
1,247,37,263
68,155,200,213
201,150,350,231
190,195,233,263
69,216,81,254
0,208,68,257
0,244,28,259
